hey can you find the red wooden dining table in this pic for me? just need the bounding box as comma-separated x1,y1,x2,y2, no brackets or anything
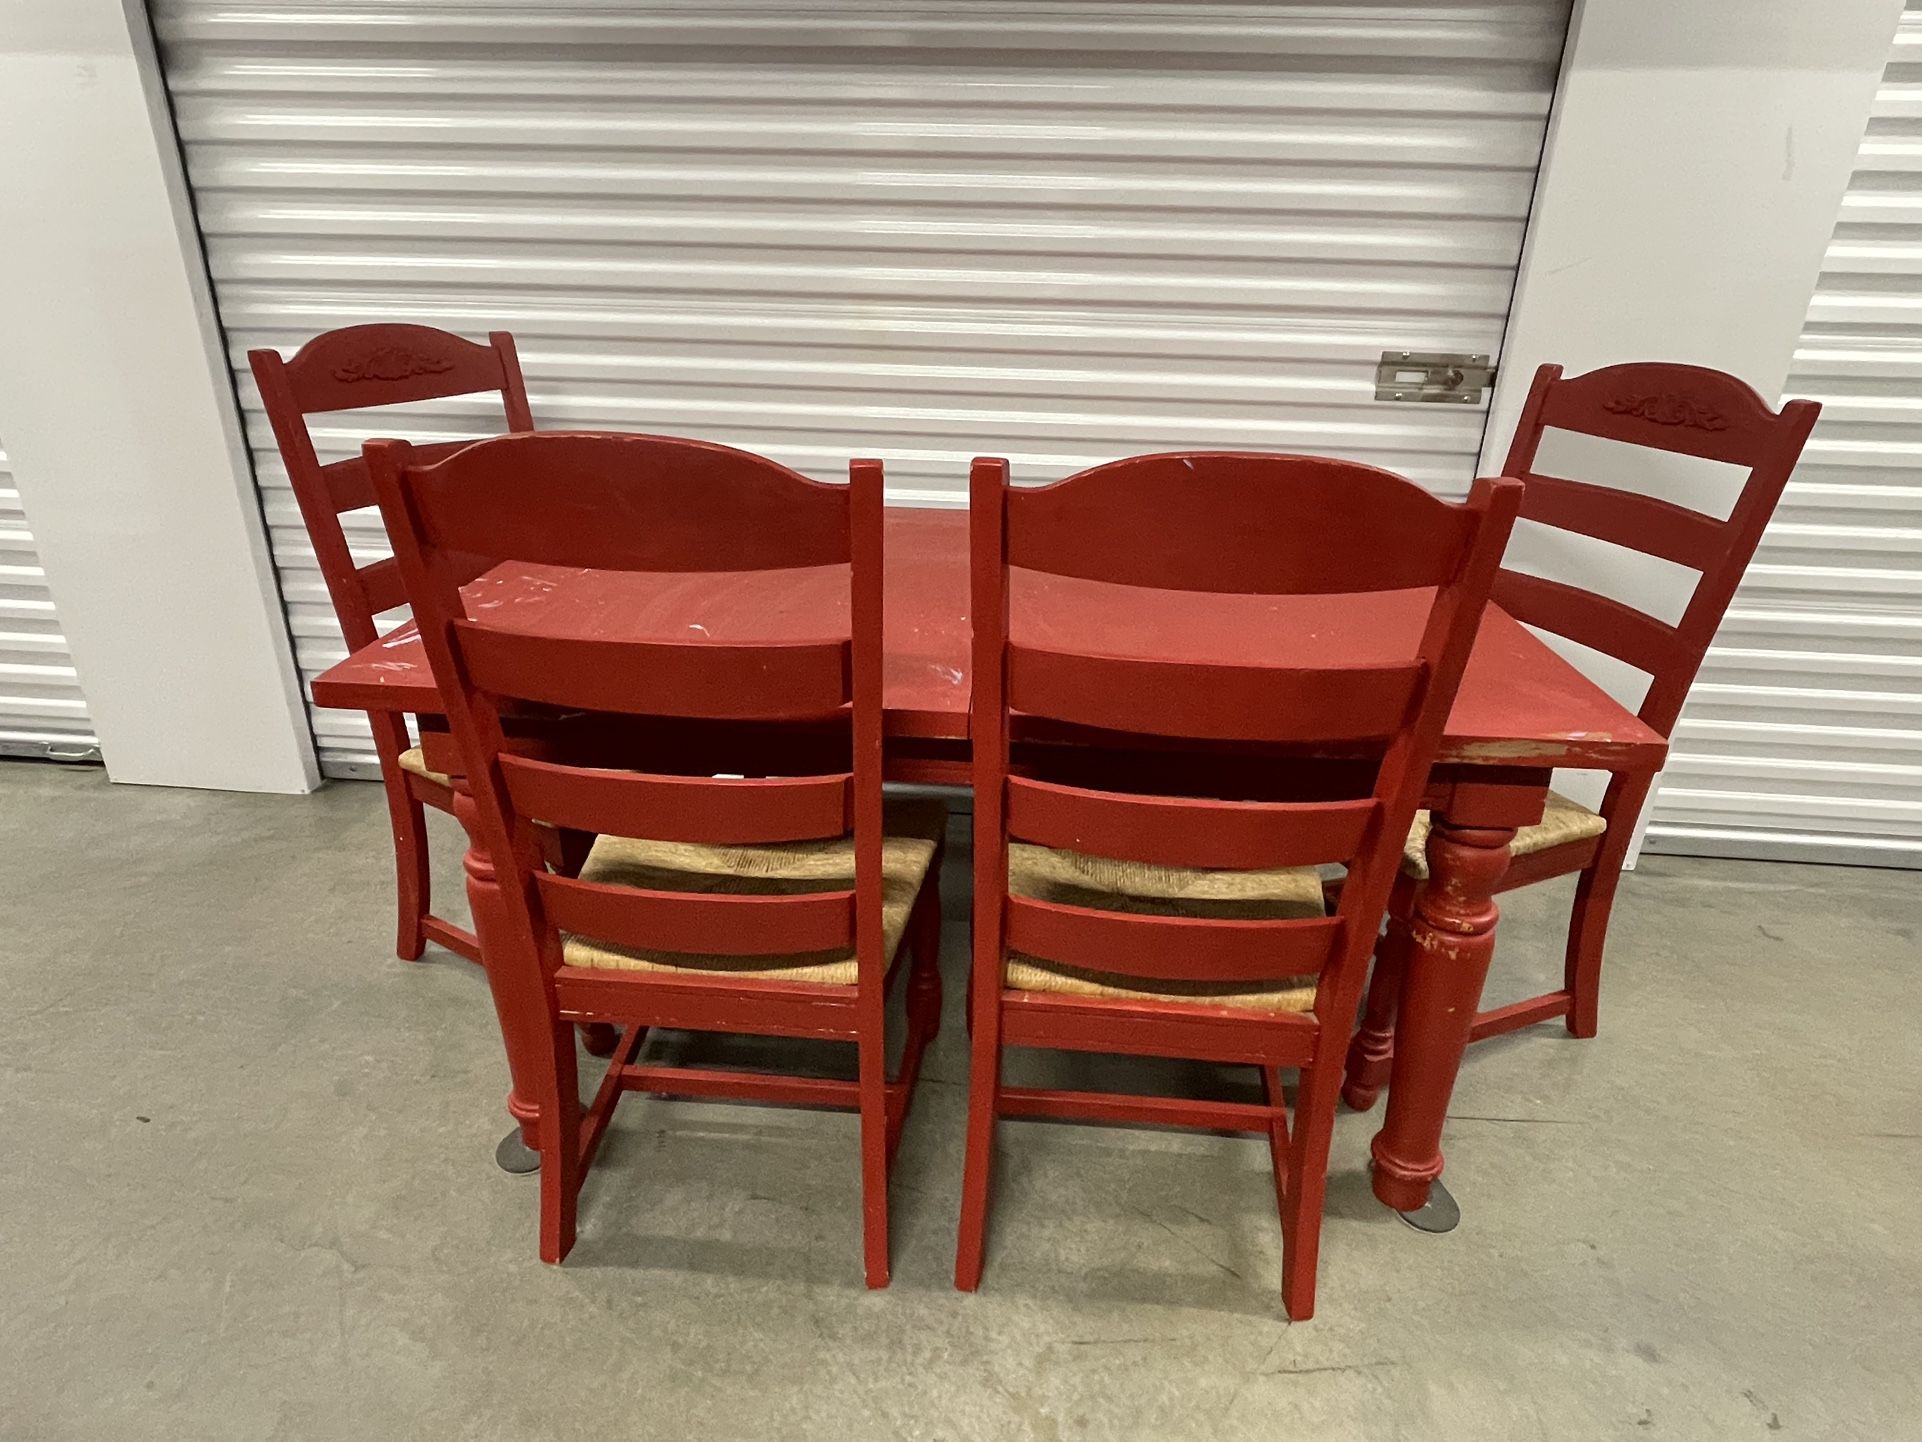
312,507,1666,1226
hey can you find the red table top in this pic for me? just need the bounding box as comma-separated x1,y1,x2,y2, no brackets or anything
312,509,1667,772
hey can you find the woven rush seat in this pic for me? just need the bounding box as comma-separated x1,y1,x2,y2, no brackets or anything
1003,844,1324,1013
396,746,450,788
560,797,948,985
1400,790,1607,880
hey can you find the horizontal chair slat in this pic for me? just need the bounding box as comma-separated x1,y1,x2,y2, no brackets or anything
500,755,854,844
555,967,861,1038
1007,776,1376,869
1006,896,1341,983
1492,570,1685,678
537,873,854,956
456,622,851,719
1521,472,1728,572
997,1086,1280,1133
1001,991,1317,1067
618,1065,862,1110
322,455,379,514
1005,452,1477,595
357,556,406,617
1009,644,1422,743
324,440,474,514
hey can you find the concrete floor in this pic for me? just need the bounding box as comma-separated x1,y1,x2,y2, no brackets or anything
1,761,1917,1441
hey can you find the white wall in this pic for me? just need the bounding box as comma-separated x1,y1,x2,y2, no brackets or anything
0,0,317,792
1483,0,1905,855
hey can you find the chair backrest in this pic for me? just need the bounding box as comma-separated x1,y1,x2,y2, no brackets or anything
971,451,1522,1031
248,323,535,653
369,430,888,982
1496,361,1819,738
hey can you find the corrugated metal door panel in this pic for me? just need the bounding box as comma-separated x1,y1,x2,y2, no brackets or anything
0,440,97,760
1644,0,1922,868
151,0,1572,777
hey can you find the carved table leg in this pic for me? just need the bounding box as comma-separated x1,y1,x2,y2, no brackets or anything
451,784,547,1173
1369,814,1515,1217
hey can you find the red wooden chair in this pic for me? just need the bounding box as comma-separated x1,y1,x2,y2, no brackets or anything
1344,362,1820,1108
249,324,534,963
367,431,946,1287
955,452,1522,1319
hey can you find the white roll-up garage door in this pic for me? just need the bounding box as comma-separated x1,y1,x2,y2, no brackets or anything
0,439,97,761
151,0,1571,777
1643,3,1922,870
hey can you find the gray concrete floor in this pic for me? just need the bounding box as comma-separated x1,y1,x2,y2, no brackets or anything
1,761,1917,1441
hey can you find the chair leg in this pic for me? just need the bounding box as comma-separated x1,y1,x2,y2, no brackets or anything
953,992,1002,1292
858,997,892,1289
1342,915,1410,1112
384,778,431,962
1280,1062,1338,1322
1564,860,1624,1040
1261,1067,1292,1227
538,1020,583,1265
910,876,944,1040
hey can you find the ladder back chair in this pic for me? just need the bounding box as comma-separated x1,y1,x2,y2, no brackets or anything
957,451,1522,1319
368,431,946,1287
249,324,534,963
1345,361,1820,1108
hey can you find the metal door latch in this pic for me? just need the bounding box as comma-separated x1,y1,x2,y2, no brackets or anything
1375,351,1495,403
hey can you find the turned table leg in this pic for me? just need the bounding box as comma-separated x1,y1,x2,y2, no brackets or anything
1369,802,1521,1223
450,783,548,1173
1341,889,1413,1112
